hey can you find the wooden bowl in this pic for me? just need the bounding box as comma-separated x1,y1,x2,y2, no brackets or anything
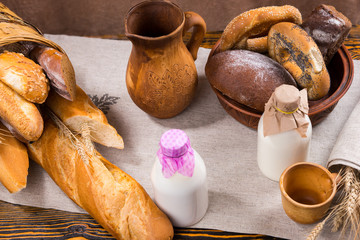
207,40,354,129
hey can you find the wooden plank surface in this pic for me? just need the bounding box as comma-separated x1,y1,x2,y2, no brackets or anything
1,25,359,240
91,25,360,60
0,200,284,239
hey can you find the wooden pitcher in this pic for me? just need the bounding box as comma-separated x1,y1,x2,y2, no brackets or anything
125,0,206,118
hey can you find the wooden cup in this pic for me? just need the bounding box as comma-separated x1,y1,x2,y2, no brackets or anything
279,162,337,224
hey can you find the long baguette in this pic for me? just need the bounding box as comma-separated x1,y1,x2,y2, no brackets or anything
0,122,28,193
0,80,43,141
27,117,173,240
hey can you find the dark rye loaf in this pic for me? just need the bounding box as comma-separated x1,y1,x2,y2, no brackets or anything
302,4,352,65
205,50,297,112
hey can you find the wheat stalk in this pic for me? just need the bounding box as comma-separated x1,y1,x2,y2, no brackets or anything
324,167,360,239
46,108,92,165
306,216,329,240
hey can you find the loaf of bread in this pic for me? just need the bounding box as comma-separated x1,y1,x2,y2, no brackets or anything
30,46,76,101
218,5,302,53
0,122,28,193
0,52,49,103
27,117,174,240
268,22,330,100
205,50,297,112
0,80,43,141
45,85,124,149
301,4,352,64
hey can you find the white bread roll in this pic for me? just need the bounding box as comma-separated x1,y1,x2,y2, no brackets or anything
0,80,43,141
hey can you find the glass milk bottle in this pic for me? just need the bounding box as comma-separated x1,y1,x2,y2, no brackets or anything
257,85,312,181
151,129,208,227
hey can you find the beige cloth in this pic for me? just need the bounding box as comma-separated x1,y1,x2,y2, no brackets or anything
328,99,360,171
0,34,359,240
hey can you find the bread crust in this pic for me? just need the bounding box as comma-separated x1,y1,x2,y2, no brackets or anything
27,118,174,240
0,80,43,141
219,5,302,52
268,22,330,100
0,52,49,103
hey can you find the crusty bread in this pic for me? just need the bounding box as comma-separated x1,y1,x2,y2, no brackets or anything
0,122,28,193
302,4,352,64
0,80,43,141
205,49,297,112
0,52,49,103
27,118,174,240
268,22,330,100
219,5,302,53
45,85,124,149
30,46,76,101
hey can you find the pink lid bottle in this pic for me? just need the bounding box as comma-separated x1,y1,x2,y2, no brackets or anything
151,129,208,227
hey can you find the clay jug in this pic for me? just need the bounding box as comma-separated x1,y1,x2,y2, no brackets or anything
125,0,206,118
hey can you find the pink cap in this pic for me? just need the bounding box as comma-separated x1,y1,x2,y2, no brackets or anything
157,129,195,178
160,129,189,158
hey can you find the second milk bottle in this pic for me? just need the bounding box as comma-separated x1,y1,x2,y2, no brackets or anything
257,84,312,181
151,129,208,227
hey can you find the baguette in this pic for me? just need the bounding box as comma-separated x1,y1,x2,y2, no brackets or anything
0,52,49,103
0,80,43,141
46,85,124,149
27,117,174,240
30,46,76,101
0,122,29,193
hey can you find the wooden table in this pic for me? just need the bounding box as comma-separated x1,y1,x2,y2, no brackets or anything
1,25,359,240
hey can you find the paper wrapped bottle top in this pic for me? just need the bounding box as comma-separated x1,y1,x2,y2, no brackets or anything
263,85,309,137
157,129,195,178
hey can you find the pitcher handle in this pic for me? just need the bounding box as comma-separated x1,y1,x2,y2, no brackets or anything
183,11,206,60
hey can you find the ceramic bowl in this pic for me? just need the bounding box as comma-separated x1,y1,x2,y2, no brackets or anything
206,40,354,129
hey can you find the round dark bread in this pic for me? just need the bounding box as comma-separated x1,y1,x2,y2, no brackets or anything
205,50,297,112
268,22,330,100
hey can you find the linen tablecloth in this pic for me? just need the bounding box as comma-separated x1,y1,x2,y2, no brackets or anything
0,34,359,240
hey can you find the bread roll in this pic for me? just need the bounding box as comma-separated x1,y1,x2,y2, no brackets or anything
27,118,174,240
219,5,302,53
268,22,330,100
0,80,43,141
205,50,297,112
302,4,352,64
46,85,124,149
0,52,49,103
0,122,28,193
30,46,76,101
